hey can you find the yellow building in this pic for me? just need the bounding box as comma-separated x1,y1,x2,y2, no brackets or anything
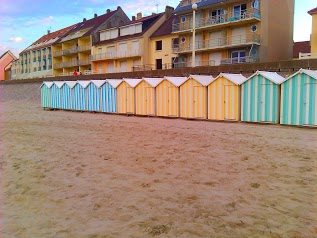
308,7,317,54
52,7,130,76
91,6,174,73
149,14,180,69
172,0,294,66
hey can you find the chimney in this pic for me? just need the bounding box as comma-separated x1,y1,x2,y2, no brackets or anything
94,13,97,18
83,18,87,22
152,12,156,15
47,30,50,34
107,9,110,14
137,12,142,20
165,6,174,20
132,16,136,21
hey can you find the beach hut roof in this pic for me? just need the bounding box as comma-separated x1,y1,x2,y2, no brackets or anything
91,80,107,88
216,73,247,85
53,81,65,89
41,81,54,88
77,80,91,88
143,78,164,87
65,81,77,89
123,78,142,88
164,76,188,87
189,74,215,86
248,71,285,85
284,68,317,83
106,79,123,88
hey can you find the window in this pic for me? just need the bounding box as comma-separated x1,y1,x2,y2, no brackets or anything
181,37,186,43
156,40,162,50
251,25,257,32
231,50,246,63
252,0,260,9
181,16,186,22
233,4,247,20
210,9,224,23
156,59,162,70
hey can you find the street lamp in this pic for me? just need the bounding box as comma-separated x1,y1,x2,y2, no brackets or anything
192,3,197,68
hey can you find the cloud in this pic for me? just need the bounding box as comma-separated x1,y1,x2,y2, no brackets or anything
25,16,54,26
10,37,24,43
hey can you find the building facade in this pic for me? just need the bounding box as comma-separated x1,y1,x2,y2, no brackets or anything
308,7,317,54
52,7,130,76
0,50,17,80
17,25,75,80
91,6,174,73
171,0,294,66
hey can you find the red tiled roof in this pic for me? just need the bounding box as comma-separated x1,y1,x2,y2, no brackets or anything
150,14,177,38
293,41,310,58
94,13,163,46
308,7,317,15
20,24,76,54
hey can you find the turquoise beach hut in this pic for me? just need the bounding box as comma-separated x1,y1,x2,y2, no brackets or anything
101,79,122,113
73,81,91,111
88,80,106,112
241,71,285,123
62,81,77,110
51,81,65,109
40,81,54,109
280,69,317,126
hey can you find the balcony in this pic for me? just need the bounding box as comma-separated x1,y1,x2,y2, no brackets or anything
132,60,216,71
53,62,64,69
33,57,36,62
38,67,41,71
299,52,317,59
63,46,78,55
63,60,79,68
78,58,91,66
53,50,63,57
48,53,52,58
38,56,41,60
172,8,260,33
91,49,143,61
43,55,46,59
48,65,52,69
24,60,27,64
220,56,259,64
33,67,37,72
172,34,260,53
78,44,91,52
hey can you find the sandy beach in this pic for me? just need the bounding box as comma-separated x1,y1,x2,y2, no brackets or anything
0,97,316,237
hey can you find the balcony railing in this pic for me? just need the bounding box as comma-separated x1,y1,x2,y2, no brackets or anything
53,62,64,69
33,57,36,62
53,50,63,57
48,53,52,58
78,44,91,52
43,55,46,59
172,34,260,53
78,58,91,66
48,65,52,69
63,47,79,55
91,49,142,61
33,67,37,72
38,67,41,71
38,56,41,60
132,60,215,71
63,60,79,68
220,56,259,64
299,52,317,59
172,8,260,32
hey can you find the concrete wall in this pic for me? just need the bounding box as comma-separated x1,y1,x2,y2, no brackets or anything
0,82,41,103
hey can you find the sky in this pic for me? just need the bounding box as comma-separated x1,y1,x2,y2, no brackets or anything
0,0,315,57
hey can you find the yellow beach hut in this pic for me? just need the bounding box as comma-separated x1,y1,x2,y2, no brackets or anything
208,73,247,121
180,75,214,119
117,78,142,114
135,78,163,116
156,76,188,117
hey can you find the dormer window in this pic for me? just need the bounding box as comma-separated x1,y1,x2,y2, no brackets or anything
181,16,186,23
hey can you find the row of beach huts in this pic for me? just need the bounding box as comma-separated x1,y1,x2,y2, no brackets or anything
41,69,317,126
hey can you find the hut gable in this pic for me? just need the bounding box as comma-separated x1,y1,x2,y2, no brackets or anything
188,75,215,86
143,78,164,87
41,81,54,88
248,71,285,85
123,78,142,88
65,81,78,89
91,80,107,88
77,80,91,88
216,73,247,85
284,69,317,83
106,79,123,88
53,81,65,88
164,76,187,87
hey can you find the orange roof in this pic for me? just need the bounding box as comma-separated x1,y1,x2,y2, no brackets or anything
308,7,317,15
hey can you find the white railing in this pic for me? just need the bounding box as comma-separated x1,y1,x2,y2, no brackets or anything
91,49,143,61
299,52,317,59
172,8,260,32
220,56,259,64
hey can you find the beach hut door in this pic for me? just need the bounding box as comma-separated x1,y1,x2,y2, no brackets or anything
194,86,204,118
146,87,154,115
260,83,274,122
303,83,316,125
168,86,177,116
224,85,235,120
126,87,134,114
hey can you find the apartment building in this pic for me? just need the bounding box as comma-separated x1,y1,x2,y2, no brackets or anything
91,6,174,73
171,0,294,66
149,14,180,69
52,7,130,76
18,25,75,79
308,7,317,54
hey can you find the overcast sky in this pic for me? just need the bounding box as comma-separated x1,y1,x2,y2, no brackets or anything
0,0,315,56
